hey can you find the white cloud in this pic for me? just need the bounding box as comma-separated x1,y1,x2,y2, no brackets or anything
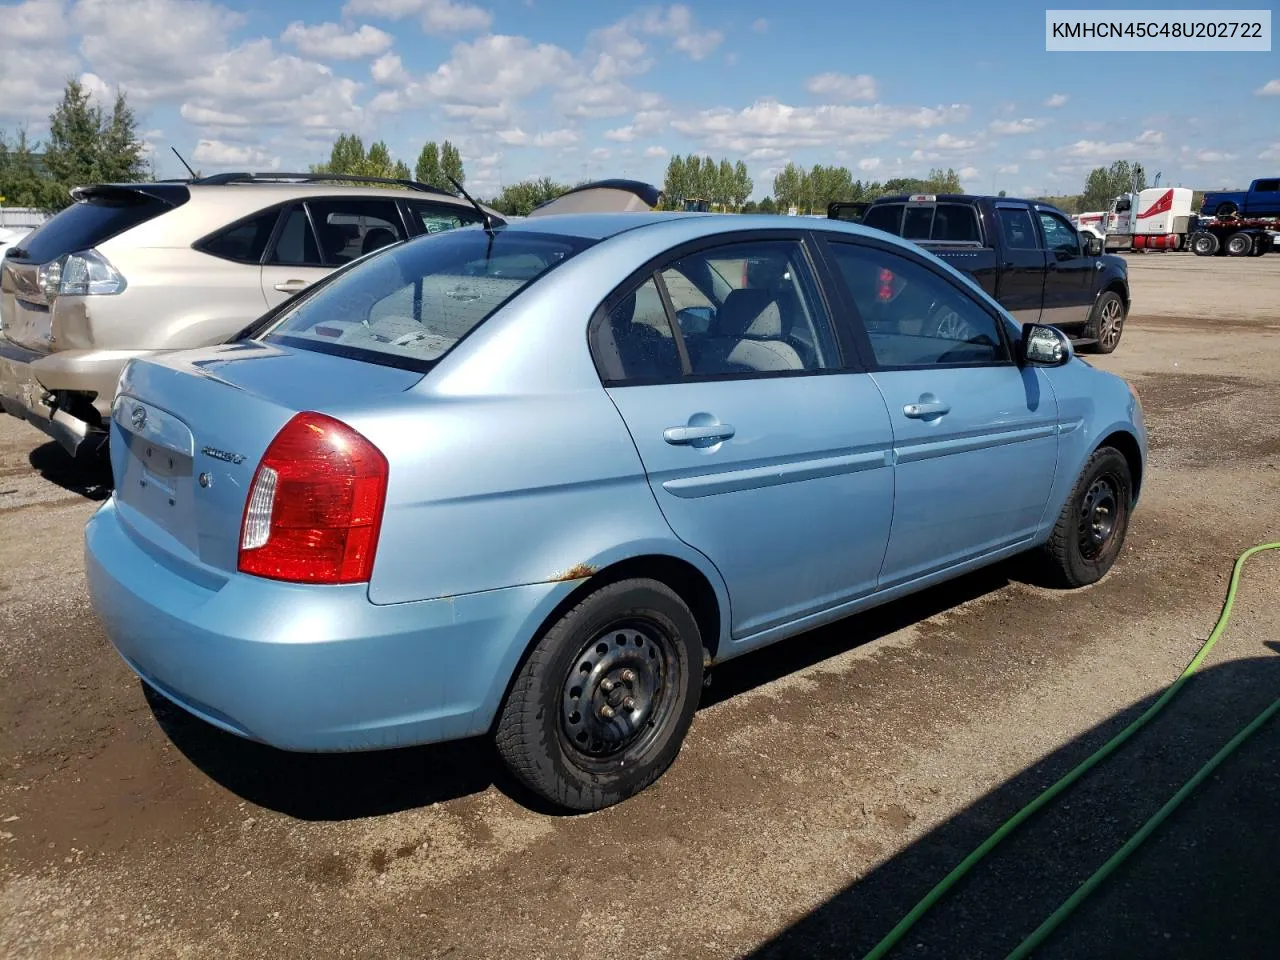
805,72,878,102
752,17,769,33
1026,148,1048,160
192,138,280,168
340,0,492,34
958,165,979,180
605,125,636,142
638,4,723,60
532,128,578,148
997,163,1019,174
990,118,1046,135
1260,142,1280,160
927,132,978,151
497,128,528,145
590,146,611,160
281,21,393,59
1191,149,1236,163
1256,79,1280,96
1044,93,1068,107
1063,129,1164,158
78,71,114,105
671,98,970,153
644,145,668,157
858,157,882,171
370,52,409,85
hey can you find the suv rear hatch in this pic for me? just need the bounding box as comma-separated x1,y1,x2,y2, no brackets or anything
1,184,189,353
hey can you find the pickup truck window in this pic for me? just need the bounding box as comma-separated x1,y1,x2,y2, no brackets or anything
862,202,982,243
1255,179,1279,193
827,242,1009,368
1038,211,1081,259
995,208,1039,250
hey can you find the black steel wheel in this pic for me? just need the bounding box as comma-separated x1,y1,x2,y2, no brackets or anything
1041,446,1133,587
1190,232,1219,257
495,578,703,812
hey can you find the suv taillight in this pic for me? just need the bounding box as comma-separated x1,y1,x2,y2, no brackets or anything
238,412,389,584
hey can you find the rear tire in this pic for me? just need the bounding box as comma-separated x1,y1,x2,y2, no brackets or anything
1225,231,1253,257
1214,202,1238,218
1190,232,1219,256
495,578,703,812
1041,446,1133,588
1082,290,1125,354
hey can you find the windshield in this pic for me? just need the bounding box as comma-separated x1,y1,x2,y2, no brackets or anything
261,227,594,372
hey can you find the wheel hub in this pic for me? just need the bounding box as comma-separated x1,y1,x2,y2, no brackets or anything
1079,476,1118,558
562,624,666,758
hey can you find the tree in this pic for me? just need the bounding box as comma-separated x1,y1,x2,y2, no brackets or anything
997,189,1007,197
758,195,778,215
0,128,55,208
772,162,805,213
662,154,689,207
732,160,752,210
311,133,419,186
440,140,464,190
35,79,148,211
415,142,441,188
1081,159,1147,211
924,167,963,193
716,158,733,209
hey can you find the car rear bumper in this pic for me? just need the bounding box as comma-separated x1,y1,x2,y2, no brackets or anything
84,498,571,752
0,339,154,455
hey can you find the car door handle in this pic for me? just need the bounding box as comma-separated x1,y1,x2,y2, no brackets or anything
274,279,308,293
903,401,950,418
663,424,735,444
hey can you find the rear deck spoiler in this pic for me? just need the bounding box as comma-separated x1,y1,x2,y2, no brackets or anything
68,183,192,208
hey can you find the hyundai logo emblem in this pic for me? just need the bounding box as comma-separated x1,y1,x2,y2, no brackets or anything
130,405,147,430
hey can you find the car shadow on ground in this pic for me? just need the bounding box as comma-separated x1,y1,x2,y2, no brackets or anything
28,441,111,501
746,650,1280,960
147,561,1019,821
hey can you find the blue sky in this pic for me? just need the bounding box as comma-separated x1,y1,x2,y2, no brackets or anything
1,0,1276,199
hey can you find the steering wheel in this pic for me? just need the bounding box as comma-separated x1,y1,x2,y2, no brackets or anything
926,300,979,342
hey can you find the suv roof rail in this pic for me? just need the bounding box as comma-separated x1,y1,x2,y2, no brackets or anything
189,171,457,197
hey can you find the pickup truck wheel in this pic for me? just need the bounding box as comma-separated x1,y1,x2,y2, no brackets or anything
1082,291,1125,354
494,578,703,812
1190,232,1219,256
1214,202,1238,217
1040,446,1133,588
1225,232,1254,257
927,302,977,342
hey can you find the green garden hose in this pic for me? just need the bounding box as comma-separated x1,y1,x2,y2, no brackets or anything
861,541,1280,960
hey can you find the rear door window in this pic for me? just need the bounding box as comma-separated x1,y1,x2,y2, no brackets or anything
11,189,180,263
306,198,406,265
862,204,903,234
995,208,1040,250
267,206,322,266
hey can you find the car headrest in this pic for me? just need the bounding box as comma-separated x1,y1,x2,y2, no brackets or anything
716,288,781,338
361,227,397,256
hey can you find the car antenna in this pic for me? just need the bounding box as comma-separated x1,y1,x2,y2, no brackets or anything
171,147,198,180
447,176,495,235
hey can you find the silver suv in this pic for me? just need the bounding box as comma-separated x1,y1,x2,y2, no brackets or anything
0,173,501,457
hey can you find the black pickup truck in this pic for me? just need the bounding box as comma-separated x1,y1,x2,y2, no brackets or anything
839,194,1131,353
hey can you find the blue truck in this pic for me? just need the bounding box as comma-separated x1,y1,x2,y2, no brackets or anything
1200,177,1280,218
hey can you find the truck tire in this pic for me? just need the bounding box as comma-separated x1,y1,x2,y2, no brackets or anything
1082,290,1125,354
494,578,703,812
1190,232,1219,256
1214,202,1238,217
1225,231,1253,257
1250,235,1271,256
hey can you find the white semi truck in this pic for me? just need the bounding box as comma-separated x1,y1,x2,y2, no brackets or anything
1072,187,1196,251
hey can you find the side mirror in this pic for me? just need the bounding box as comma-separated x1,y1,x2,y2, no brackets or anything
1020,323,1073,367
1083,235,1104,256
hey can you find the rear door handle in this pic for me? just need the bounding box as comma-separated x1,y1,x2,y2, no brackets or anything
664,424,735,445
903,401,950,418
274,279,308,293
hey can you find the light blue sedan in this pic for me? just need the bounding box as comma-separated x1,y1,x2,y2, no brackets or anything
84,187,1146,812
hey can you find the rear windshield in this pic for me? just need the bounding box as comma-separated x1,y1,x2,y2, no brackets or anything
262,227,594,372
11,189,181,264
861,202,982,243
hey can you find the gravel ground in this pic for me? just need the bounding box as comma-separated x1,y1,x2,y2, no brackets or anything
2,251,1279,959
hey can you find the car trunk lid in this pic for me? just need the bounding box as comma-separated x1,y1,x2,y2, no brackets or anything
110,340,422,575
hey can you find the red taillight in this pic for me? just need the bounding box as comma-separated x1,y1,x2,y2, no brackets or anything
238,412,389,585
878,267,895,301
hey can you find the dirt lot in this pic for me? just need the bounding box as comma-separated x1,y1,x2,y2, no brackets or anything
3,252,1279,959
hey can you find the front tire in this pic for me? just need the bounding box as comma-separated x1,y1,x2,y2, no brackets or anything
1190,232,1219,256
1041,446,1133,588
1083,290,1125,354
495,578,703,812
